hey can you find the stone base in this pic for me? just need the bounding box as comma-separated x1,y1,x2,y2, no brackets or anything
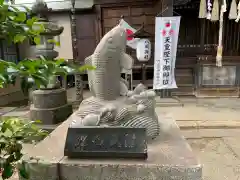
32,88,68,109
20,113,202,180
30,88,73,125
30,104,72,125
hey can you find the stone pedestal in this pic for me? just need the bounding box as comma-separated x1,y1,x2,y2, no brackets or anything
30,88,72,124
20,113,202,180
35,49,59,60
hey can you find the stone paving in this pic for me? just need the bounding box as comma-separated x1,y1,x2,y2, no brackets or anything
2,89,240,180
155,112,240,180
189,138,240,180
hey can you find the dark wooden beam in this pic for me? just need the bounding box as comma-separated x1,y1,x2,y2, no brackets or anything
94,0,156,5
161,0,173,16
70,0,84,103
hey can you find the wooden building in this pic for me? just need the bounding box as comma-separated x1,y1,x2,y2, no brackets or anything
73,0,240,98
0,40,26,106
2,0,240,105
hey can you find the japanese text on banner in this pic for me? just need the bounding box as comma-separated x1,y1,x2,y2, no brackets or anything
153,16,181,90
162,35,172,86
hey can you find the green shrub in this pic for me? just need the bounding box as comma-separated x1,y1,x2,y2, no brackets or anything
0,117,48,179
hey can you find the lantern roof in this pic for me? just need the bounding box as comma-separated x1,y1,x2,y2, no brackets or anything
128,24,153,38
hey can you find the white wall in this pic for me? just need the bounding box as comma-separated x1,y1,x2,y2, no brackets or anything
49,14,73,60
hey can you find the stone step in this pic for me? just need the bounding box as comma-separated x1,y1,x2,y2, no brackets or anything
177,120,240,130
38,123,61,133
181,128,240,139
156,103,183,107
0,107,18,116
155,98,183,107
2,110,29,118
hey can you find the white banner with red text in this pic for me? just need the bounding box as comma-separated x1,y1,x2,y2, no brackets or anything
153,16,181,90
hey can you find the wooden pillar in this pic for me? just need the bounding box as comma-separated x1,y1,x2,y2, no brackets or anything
195,18,206,93
159,0,173,98
71,0,83,104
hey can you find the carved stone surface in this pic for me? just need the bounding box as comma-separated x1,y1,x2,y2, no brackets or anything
64,127,147,159
85,25,133,100
19,113,202,180
32,89,67,109
30,103,72,125
30,89,72,124
73,25,160,140
35,49,59,59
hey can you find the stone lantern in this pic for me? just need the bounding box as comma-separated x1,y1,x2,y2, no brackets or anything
32,0,64,60
30,0,72,128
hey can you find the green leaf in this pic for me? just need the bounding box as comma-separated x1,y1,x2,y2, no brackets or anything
9,5,20,12
0,116,48,180
34,120,42,124
21,5,31,13
31,74,48,88
6,12,15,20
55,41,60,46
15,12,26,22
6,154,15,164
18,165,29,179
0,0,4,5
45,62,55,74
47,39,60,46
18,59,42,74
0,74,6,82
2,164,14,179
79,65,96,72
0,121,8,133
55,58,65,66
34,37,41,45
38,24,45,32
18,162,29,179
26,16,38,27
32,23,45,35
26,19,34,27
20,77,30,96
13,34,26,43
1,5,9,12
54,67,68,77
0,12,7,22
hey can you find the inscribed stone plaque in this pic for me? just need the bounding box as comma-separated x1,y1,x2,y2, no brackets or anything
64,127,147,159
201,66,236,86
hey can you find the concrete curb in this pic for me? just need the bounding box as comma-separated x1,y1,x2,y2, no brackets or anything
177,120,240,130
0,107,19,116
182,129,240,139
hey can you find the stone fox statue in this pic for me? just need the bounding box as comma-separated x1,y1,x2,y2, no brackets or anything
71,25,160,140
